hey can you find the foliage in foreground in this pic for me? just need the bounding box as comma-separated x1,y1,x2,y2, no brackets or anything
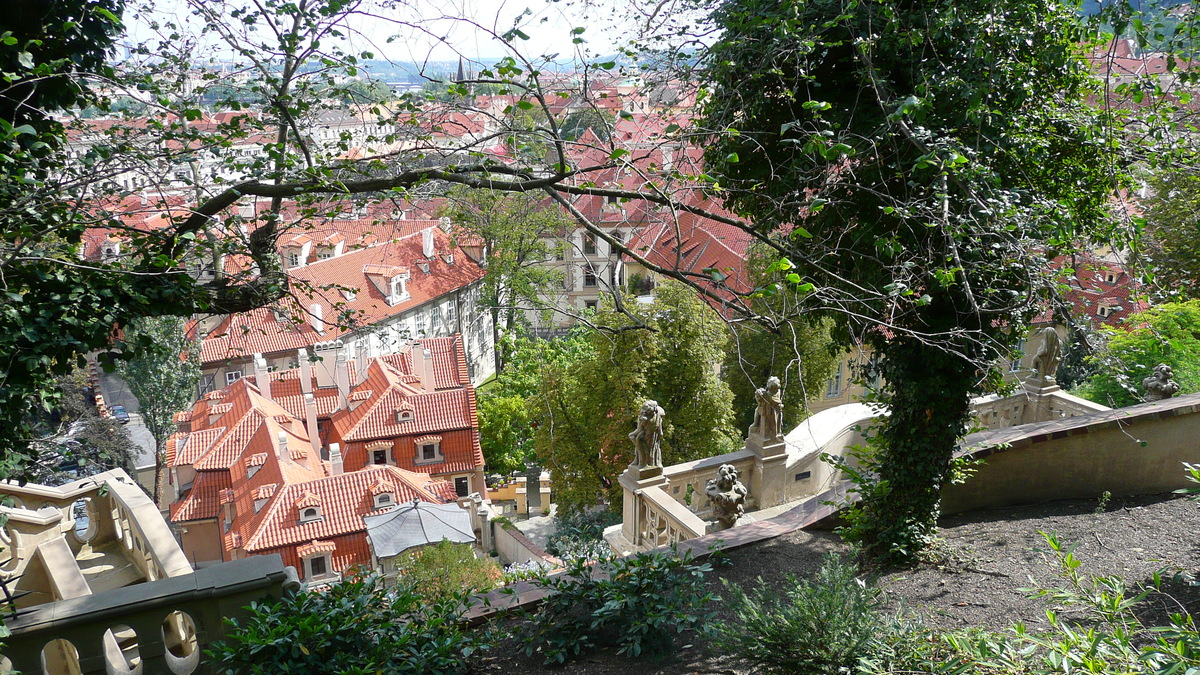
715,534,1200,675
714,553,882,674
517,547,716,665
208,572,484,674
1076,300,1200,408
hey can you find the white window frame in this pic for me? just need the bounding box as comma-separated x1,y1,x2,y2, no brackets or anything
373,493,394,510
225,370,243,386
305,554,332,580
414,437,444,465
299,506,323,523
825,365,842,398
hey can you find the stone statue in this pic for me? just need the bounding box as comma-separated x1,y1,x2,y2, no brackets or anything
750,376,784,441
1143,364,1181,402
705,464,748,529
1028,327,1062,383
629,400,665,469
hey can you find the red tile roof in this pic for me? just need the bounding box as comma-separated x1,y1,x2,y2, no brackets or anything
242,465,451,552
199,227,483,366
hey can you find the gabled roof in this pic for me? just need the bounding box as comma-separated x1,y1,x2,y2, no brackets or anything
242,465,452,552
198,228,483,366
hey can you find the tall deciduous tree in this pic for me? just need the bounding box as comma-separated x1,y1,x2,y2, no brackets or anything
441,189,571,367
533,283,739,512
696,0,1120,561
478,330,592,474
1143,170,1200,299
115,317,201,502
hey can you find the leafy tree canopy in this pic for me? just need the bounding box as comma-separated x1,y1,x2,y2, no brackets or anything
695,0,1122,561
1076,300,1200,407
533,282,739,512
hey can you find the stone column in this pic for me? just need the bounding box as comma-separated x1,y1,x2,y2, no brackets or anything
618,463,669,548
746,433,788,511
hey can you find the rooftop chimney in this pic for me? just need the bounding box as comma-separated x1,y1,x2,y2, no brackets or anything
422,228,435,258
329,443,343,476
309,303,325,334
298,348,313,395
253,353,272,402
313,341,340,389
336,351,351,410
354,340,369,386
419,347,434,391
304,392,319,455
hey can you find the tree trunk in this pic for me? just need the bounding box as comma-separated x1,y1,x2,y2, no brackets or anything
857,329,978,563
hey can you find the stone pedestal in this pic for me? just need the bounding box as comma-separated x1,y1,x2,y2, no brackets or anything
618,464,668,548
746,434,788,511
1022,378,1061,424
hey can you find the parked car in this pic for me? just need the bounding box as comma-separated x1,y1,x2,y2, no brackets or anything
110,405,130,424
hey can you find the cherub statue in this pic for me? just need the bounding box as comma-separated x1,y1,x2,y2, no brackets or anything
1029,327,1062,383
1144,364,1181,402
750,376,784,441
705,464,748,529
629,400,665,469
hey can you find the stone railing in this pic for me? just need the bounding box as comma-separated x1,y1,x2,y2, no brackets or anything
634,486,709,550
971,383,1110,431
2,555,293,675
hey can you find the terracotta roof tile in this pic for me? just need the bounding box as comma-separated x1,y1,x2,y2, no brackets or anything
170,471,231,522
244,466,449,552
297,540,337,557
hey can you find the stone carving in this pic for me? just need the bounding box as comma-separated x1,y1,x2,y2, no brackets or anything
750,376,784,441
629,400,665,469
705,464,748,529
1143,364,1181,402
1028,327,1062,383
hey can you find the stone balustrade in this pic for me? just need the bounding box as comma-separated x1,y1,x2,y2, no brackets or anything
2,555,292,675
634,486,709,550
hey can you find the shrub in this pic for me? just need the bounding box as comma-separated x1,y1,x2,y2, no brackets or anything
392,539,502,601
520,547,716,664
713,553,882,674
208,571,485,674
544,508,619,561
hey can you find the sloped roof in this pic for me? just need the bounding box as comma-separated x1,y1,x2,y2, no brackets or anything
243,465,451,552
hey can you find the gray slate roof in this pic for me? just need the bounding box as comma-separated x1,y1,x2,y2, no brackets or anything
363,500,474,558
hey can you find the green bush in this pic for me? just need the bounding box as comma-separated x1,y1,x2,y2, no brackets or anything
208,572,484,674
714,553,882,674
544,508,619,561
392,539,502,602
520,547,716,664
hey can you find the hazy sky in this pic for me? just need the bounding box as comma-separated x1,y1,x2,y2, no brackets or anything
127,0,635,65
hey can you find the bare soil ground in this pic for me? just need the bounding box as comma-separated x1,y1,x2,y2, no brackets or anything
473,492,1200,674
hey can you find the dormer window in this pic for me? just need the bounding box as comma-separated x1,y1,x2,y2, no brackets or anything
287,251,302,268
1097,305,1114,318
373,493,394,509
297,492,323,523
342,289,356,301
395,409,413,423
417,261,431,274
